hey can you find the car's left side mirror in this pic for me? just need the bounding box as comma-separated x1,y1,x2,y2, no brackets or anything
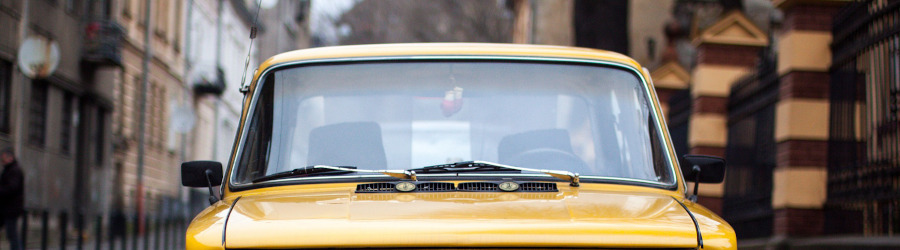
681,155,726,183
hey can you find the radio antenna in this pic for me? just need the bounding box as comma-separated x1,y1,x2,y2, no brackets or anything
239,0,263,93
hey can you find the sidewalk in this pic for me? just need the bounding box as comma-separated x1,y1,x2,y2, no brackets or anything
1,226,186,250
739,235,900,250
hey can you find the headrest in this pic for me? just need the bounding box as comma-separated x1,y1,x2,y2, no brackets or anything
307,122,388,169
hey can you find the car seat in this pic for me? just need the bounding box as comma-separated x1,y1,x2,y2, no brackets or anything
307,121,388,169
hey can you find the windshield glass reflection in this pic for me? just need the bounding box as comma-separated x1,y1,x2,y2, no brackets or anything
233,61,672,185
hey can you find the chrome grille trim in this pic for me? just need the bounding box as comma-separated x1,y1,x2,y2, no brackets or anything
356,182,560,193
457,182,500,192
416,182,455,192
519,182,559,192
355,182,397,193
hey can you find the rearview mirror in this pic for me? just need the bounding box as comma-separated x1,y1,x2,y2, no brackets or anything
181,161,223,187
681,155,725,183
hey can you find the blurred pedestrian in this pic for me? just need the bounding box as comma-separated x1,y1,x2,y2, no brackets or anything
0,147,23,250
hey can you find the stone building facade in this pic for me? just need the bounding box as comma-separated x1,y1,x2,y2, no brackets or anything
0,0,309,247
0,0,116,246
113,0,188,218
256,0,310,61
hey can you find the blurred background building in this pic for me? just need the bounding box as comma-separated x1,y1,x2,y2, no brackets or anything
334,0,512,44
499,0,896,248
0,0,309,248
0,0,118,247
255,0,310,61
114,0,189,231
0,0,898,249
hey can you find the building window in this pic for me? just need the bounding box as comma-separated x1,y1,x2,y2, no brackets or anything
60,92,74,154
132,75,141,138
147,82,156,148
157,85,167,149
65,0,79,15
0,60,12,134
121,0,132,18
154,0,168,38
148,82,167,149
137,0,147,27
173,0,183,52
29,81,49,147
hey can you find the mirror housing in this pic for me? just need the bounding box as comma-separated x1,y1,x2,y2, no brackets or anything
681,155,726,183
181,161,223,187
182,161,223,205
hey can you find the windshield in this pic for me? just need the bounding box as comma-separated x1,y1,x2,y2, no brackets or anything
232,60,674,186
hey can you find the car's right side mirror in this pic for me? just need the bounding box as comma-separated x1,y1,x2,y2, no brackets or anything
182,161,224,204
680,155,726,183
181,161,224,187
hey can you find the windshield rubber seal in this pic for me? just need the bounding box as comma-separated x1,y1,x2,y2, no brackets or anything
245,174,670,190
225,55,681,193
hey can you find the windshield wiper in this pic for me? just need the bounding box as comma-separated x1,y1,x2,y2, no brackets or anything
252,165,357,183
252,165,417,183
408,161,580,187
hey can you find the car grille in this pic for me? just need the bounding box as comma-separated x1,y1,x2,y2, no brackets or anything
416,182,455,192
456,182,500,192
230,248,695,249
355,182,560,193
355,182,397,193
519,182,558,192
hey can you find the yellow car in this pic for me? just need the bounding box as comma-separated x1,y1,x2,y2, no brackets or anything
181,43,736,249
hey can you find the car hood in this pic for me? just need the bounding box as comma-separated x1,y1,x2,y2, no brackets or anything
223,184,707,249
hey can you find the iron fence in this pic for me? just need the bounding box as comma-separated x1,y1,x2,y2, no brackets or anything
722,50,778,239
828,0,900,236
667,89,692,158
0,205,189,250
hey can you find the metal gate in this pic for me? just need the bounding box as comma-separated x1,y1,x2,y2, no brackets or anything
828,0,900,236
722,52,778,239
668,89,691,158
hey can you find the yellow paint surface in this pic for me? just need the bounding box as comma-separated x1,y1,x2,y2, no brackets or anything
184,200,231,250
253,43,641,83
186,182,735,249
683,199,738,248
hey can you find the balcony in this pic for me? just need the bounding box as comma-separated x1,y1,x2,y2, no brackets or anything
82,20,125,67
192,67,226,96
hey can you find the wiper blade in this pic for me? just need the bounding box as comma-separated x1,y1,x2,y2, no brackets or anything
252,165,417,183
314,165,417,180
408,161,521,174
252,165,358,183
409,161,580,187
